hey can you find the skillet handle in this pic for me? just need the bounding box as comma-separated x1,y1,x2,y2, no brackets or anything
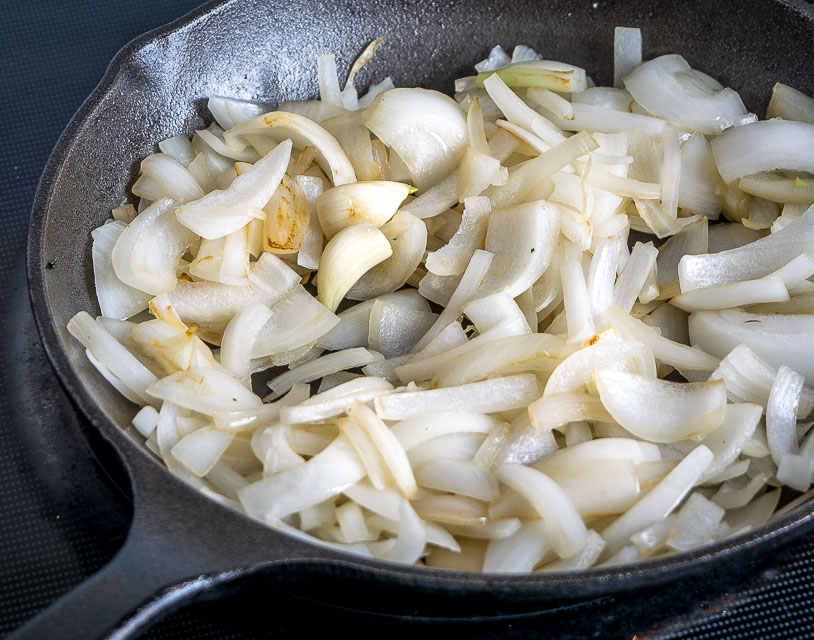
8,454,326,640
7,511,228,640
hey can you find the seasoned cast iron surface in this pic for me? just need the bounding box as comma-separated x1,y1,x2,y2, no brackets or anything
5,0,814,637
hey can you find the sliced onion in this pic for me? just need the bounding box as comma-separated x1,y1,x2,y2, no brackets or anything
602,305,719,372
476,60,587,92
364,88,467,190
483,520,550,573
678,133,721,218
146,367,261,415
678,208,814,292
601,445,713,554
368,301,437,358
346,212,427,300
176,140,292,239
317,223,393,311
171,427,233,477
767,82,814,124
67,312,158,405
92,221,151,319
225,112,356,185
433,332,571,388
613,27,642,89
374,374,539,420
267,348,381,398
426,196,491,276
249,287,339,360
595,370,726,442
315,181,412,239
711,120,814,184
624,55,746,134
112,198,196,296
767,365,804,465
239,436,365,521
689,309,814,385
538,102,666,138
478,200,561,298
497,464,588,558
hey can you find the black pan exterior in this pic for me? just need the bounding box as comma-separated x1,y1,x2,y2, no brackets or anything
23,0,814,636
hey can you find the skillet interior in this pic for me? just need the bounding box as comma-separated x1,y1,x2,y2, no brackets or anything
27,0,814,621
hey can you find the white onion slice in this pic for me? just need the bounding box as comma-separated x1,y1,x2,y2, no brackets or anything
225,112,356,185
315,181,412,239
678,134,721,218
689,309,814,385
391,412,500,451
284,387,400,426
483,520,550,573
547,460,642,518
483,74,566,146
767,365,804,465
251,286,339,358
111,198,196,296
346,211,427,300
539,102,666,137
594,370,726,442
239,436,365,521
601,445,713,554
146,367,262,415
415,459,499,501
92,221,151,319
412,249,493,352
399,171,458,219
497,464,588,558
266,348,381,398
220,303,273,384
711,120,814,184
678,207,814,292
67,312,158,405
433,332,572,388
374,374,539,420
602,306,719,372
379,499,427,564
426,196,491,276
368,301,437,358
171,427,233,477
478,200,561,298
624,55,746,134
176,140,292,240
317,223,393,311
767,82,814,124
560,256,595,344
317,290,429,351
364,88,468,190
613,27,642,89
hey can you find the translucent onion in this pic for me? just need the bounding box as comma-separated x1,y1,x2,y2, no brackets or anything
624,55,747,134
497,464,588,558
175,140,292,239
112,198,196,296
317,223,393,311
225,112,356,185
595,370,726,442
315,181,412,239
710,120,814,184
92,221,151,319
364,88,468,190
374,374,539,420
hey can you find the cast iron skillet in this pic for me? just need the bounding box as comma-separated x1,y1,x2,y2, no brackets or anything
16,0,814,637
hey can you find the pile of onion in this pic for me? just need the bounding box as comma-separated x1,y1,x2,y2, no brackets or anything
70,29,814,572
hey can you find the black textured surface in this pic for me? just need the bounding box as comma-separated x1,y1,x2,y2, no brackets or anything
4,0,814,638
